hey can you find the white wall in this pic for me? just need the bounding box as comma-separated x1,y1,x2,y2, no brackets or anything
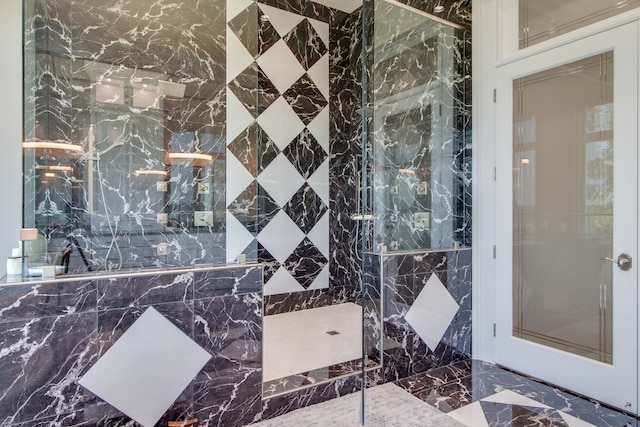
472,0,498,362
0,0,24,276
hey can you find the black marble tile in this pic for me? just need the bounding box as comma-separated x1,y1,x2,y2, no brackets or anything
263,288,333,316
228,121,259,177
257,125,281,173
193,265,263,298
282,238,328,289
193,368,263,427
193,293,262,380
260,375,361,420
283,184,328,234
96,272,193,310
282,74,328,125
0,280,96,322
283,128,328,179
0,313,97,425
228,3,259,58
284,19,327,71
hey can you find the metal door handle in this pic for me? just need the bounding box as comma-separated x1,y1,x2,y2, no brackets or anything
601,253,633,271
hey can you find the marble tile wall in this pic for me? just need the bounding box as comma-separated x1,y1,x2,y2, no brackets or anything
225,0,333,298
0,265,262,427
379,249,472,382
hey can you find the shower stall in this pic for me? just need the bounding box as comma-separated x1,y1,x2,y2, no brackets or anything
11,0,470,425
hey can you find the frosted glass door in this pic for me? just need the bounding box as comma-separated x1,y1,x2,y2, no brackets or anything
495,23,638,413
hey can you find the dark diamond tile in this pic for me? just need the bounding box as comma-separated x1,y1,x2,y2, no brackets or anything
283,238,328,289
228,3,259,57
228,63,259,117
283,128,327,179
283,19,327,70
228,181,279,234
228,181,258,233
283,183,328,234
258,14,280,55
282,74,328,125
257,125,281,173
258,65,280,113
228,123,257,176
258,243,280,284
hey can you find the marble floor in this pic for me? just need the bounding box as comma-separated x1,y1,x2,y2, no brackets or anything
395,359,638,427
258,359,639,426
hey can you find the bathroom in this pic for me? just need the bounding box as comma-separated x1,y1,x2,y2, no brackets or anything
0,0,473,425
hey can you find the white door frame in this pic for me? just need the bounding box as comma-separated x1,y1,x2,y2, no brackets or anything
472,0,640,412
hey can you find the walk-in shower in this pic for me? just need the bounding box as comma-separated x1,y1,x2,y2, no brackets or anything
12,0,470,425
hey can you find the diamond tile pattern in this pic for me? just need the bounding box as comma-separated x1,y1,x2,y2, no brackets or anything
283,129,327,179
284,19,327,70
283,238,328,289
258,243,281,284
228,123,257,176
283,74,328,125
227,3,259,57
78,307,211,427
283,183,328,234
257,125,281,173
405,274,459,352
227,5,329,293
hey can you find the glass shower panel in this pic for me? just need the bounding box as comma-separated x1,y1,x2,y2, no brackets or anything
371,1,469,252
513,52,614,363
22,0,238,275
519,0,640,49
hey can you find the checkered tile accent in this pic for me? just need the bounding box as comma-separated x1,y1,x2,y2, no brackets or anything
226,0,330,295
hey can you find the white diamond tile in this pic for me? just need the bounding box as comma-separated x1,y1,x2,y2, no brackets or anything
481,390,551,409
308,263,329,290
558,412,599,427
307,106,329,153
257,40,306,94
258,4,305,37
258,153,305,206
311,0,361,13
226,149,255,207
226,30,255,83
226,88,254,143
404,273,459,351
258,210,304,263
307,54,329,100
227,0,254,22
448,402,489,427
257,96,306,150
226,211,256,263
264,266,306,296
307,210,329,258
308,18,329,46
308,158,329,206
78,307,211,427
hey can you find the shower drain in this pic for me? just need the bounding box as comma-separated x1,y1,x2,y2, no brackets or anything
326,330,340,335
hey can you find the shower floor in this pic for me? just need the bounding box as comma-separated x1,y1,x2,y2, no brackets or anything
263,302,364,395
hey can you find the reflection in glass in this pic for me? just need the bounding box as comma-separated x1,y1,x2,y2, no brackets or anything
513,52,613,363
371,0,469,252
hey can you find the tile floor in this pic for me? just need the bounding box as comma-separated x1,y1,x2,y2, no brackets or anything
262,304,638,426
263,303,365,396
395,359,638,427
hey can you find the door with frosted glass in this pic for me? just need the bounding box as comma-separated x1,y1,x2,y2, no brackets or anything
495,23,638,412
